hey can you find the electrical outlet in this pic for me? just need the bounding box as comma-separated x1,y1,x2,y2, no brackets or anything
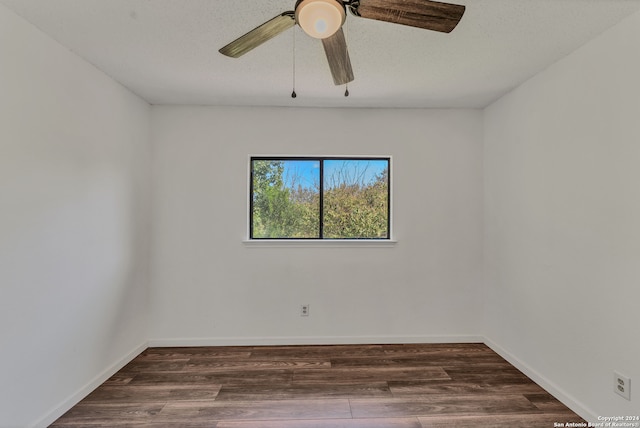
614,371,631,400
300,304,310,317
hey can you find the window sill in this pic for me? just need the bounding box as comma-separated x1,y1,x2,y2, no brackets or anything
242,239,398,248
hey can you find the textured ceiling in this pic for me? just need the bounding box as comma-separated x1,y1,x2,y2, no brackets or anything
2,0,640,108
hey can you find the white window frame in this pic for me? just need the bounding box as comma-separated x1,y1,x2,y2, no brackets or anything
244,155,396,247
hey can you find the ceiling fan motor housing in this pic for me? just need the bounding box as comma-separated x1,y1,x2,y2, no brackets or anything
295,0,346,39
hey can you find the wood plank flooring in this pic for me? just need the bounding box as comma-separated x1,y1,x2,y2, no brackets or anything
51,343,586,427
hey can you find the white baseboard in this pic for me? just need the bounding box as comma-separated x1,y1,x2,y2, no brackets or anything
148,334,484,347
32,341,148,428
484,337,597,422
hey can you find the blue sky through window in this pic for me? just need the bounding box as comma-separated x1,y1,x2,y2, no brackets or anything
282,159,388,191
282,160,319,190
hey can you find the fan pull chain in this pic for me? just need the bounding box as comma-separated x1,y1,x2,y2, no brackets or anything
291,26,297,98
344,17,350,97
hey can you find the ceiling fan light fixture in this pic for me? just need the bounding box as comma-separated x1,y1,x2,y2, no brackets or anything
296,0,345,39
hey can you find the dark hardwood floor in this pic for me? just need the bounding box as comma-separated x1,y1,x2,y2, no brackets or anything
51,343,586,427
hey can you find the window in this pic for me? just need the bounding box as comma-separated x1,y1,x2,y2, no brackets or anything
250,157,390,240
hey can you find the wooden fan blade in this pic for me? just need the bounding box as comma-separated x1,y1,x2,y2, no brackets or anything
321,28,354,86
219,12,295,58
354,0,465,33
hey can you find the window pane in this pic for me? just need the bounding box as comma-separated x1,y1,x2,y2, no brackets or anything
323,159,389,239
251,159,320,238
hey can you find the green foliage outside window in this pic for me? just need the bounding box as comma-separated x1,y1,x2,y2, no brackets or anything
251,158,389,239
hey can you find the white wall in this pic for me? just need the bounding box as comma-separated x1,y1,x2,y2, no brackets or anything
150,106,483,345
0,5,151,427
484,10,640,420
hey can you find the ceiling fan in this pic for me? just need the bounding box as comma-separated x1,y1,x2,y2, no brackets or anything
219,0,465,86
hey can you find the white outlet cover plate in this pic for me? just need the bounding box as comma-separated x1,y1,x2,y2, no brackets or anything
614,371,631,400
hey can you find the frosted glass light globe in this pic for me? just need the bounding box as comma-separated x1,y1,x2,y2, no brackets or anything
296,0,345,39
